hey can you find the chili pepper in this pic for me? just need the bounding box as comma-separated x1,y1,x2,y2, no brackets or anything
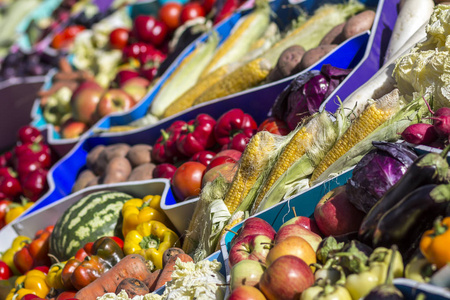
14,226,53,274
344,264,384,300
122,195,171,238
368,247,404,281
74,241,94,261
2,236,31,275
359,146,450,244
152,120,186,164
214,109,257,150
46,262,66,289
176,114,216,157
123,220,180,270
420,216,450,269
6,269,50,300
405,255,436,283
0,260,12,279
70,255,106,290
61,259,81,290
372,184,450,254
5,201,34,224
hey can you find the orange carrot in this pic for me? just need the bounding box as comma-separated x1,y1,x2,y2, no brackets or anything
74,254,152,300
154,253,193,291
145,269,161,292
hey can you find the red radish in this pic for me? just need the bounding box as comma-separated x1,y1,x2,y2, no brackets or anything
427,115,450,138
401,123,439,145
435,107,450,117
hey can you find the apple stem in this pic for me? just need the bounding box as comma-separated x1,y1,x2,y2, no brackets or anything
292,207,297,217
225,228,239,235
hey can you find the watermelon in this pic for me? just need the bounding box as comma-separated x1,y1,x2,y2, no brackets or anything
49,190,133,260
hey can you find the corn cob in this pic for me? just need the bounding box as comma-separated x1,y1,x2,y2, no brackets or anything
162,63,237,118
200,6,270,78
252,125,315,211
194,58,271,105
310,97,401,182
223,131,277,214
215,211,245,251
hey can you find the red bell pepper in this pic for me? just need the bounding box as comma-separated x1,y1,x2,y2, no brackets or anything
257,117,290,136
14,141,52,170
214,109,257,152
152,120,186,164
13,225,53,274
18,125,43,145
71,256,105,290
190,150,216,166
177,114,216,157
74,241,94,262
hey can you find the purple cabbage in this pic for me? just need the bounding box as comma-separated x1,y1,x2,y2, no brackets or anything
346,142,418,213
271,64,352,130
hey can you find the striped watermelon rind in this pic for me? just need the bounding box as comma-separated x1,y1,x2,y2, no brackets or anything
49,190,133,261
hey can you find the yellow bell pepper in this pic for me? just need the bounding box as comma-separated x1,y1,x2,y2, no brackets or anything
5,202,33,224
122,195,172,238
6,269,49,300
124,220,180,270
1,236,31,275
420,217,450,269
45,261,66,289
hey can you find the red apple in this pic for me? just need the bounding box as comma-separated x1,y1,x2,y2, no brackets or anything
228,286,266,300
204,156,237,173
201,162,237,187
230,259,266,290
265,236,316,267
60,119,89,139
71,81,104,125
120,77,151,102
274,224,322,251
229,234,273,267
96,89,136,118
214,149,242,161
231,217,276,248
259,255,314,300
314,185,365,237
279,216,322,236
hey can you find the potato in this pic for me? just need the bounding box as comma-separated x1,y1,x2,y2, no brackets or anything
343,10,376,40
103,157,132,184
115,278,149,298
127,163,156,182
95,144,130,176
295,44,338,72
126,144,153,167
86,145,105,174
72,169,97,193
320,22,346,46
85,176,100,188
268,45,305,82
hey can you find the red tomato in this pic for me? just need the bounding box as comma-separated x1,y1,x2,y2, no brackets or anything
159,2,182,30
171,161,206,201
257,117,290,136
180,2,205,24
56,291,77,300
110,236,124,249
109,28,130,50
64,25,85,40
0,260,12,280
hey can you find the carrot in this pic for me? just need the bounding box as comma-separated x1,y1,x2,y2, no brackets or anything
145,269,161,292
115,278,149,298
154,253,194,291
74,254,152,300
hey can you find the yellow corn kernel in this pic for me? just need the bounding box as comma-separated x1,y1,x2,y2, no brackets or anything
252,126,313,212
310,102,395,182
223,131,276,214
163,64,235,118
194,58,271,106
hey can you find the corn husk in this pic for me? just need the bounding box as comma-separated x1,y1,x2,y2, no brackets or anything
312,92,432,184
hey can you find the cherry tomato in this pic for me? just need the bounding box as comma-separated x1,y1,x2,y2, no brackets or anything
109,28,130,50
180,2,205,24
0,260,12,280
159,2,182,30
171,161,206,201
257,117,290,136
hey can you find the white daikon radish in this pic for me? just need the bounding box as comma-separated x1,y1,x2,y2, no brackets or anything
339,22,427,118
384,0,434,63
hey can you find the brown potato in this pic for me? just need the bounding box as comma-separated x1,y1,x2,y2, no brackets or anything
85,176,100,188
95,144,130,176
115,278,149,298
126,144,153,167
343,10,376,40
268,45,305,82
72,169,97,193
295,44,338,72
86,145,105,173
103,157,132,184
320,22,346,46
127,163,156,182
